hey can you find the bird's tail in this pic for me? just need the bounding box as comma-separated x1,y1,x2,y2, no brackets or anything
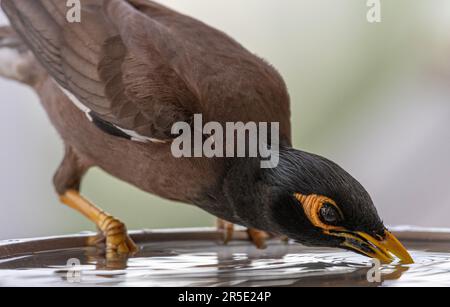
0,26,38,86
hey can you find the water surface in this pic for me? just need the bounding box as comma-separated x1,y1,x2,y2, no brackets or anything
0,239,449,287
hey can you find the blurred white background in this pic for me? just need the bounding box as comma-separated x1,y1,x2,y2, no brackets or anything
1,0,450,239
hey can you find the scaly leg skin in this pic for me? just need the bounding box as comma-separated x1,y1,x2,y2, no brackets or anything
60,190,138,257
217,218,270,249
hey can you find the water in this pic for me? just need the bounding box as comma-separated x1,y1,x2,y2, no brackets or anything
0,239,449,287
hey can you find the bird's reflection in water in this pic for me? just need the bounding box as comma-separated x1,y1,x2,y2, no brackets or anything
211,241,409,287
284,265,410,287
85,250,129,272
3,239,450,287
54,240,410,285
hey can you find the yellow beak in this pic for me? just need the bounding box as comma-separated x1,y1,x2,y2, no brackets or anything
328,230,414,264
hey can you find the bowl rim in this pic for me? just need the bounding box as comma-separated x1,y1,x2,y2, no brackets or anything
1,226,450,259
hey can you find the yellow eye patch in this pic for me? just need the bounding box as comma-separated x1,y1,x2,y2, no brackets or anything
294,193,345,231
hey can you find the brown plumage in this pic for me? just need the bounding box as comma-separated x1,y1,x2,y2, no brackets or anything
1,0,290,251
0,0,414,264
3,0,291,195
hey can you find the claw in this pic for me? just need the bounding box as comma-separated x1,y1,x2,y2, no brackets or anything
102,218,139,255
247,228,269,249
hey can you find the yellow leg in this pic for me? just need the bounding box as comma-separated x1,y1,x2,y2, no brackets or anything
60,189,138,255
216,218,235,244
216,218,269,249
247,228,269,249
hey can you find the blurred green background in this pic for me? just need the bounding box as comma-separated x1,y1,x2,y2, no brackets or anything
1,0,450,239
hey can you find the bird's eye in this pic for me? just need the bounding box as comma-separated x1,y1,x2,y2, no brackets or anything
319,203,342,225
294,193,345,231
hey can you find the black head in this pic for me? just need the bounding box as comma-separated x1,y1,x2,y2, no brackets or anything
262,147,413,264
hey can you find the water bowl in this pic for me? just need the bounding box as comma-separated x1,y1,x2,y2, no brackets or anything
0,227,449,287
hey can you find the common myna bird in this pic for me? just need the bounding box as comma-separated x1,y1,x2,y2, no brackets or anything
0,0,413,264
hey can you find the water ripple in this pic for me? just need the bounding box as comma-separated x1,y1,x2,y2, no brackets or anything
0,240,449,286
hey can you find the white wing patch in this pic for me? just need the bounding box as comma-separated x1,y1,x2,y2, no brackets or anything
113,126,168,144
58,84,167,144
58,85,93,121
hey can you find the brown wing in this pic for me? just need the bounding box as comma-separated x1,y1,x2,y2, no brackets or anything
3,0,292,143
126,0,292,143
2,0,197,140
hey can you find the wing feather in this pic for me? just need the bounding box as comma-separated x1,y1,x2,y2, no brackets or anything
2,0,196,140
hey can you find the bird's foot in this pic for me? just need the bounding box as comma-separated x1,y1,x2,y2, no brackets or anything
247,228,270,249
217,218,235,244
102,217,139,256
217,219,270,249
60,190,138,267
87,217,138,256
